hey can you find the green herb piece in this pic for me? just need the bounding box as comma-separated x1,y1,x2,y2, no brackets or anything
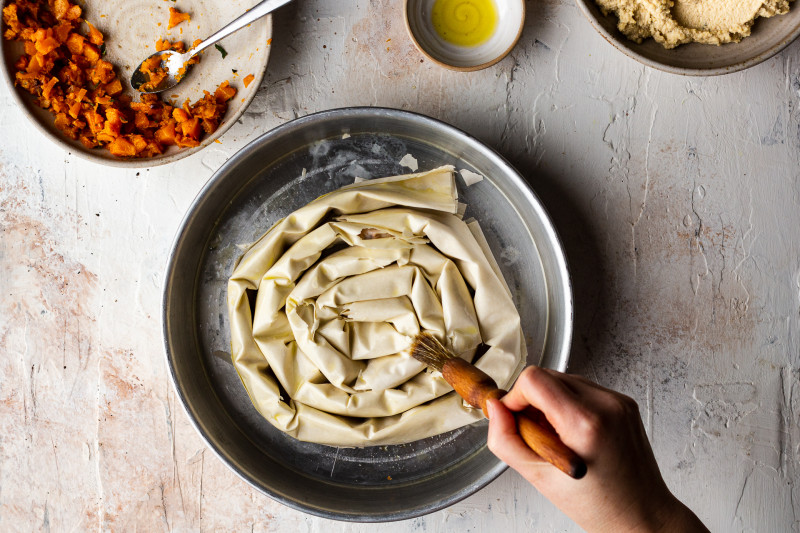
215,44,228,59
100,43,106,56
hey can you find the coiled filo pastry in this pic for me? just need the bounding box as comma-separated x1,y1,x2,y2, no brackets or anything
227,166,526,446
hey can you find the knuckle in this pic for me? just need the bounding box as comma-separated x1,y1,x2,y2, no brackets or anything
606,396,628,417
609,393,640,418
621,393,640,414
576,409,604,445
576,394,641,446
516,365,545,389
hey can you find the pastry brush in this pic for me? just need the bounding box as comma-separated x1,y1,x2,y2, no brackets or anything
410,332,587,479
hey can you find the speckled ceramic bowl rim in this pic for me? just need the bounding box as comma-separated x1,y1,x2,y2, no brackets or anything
403,0,526,72
575,0,800,76
0,2,272,168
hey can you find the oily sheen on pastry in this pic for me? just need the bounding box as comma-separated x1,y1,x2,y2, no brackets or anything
227,166,525,446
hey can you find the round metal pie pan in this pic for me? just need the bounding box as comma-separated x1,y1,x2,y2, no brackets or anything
162,107,573,521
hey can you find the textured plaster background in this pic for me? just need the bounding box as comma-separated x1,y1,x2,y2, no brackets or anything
1,0,799,531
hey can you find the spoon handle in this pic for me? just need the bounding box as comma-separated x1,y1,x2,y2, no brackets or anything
188,0,293,56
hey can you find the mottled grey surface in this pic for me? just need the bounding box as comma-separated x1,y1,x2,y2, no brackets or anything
1,0,799,531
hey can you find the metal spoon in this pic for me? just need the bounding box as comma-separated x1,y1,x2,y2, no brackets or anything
131,0,292,93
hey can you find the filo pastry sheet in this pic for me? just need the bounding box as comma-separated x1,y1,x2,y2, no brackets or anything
227,166,526,446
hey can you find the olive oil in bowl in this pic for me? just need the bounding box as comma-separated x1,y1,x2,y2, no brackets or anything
431,0,498,47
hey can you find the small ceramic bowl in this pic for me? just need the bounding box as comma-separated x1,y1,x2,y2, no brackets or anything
576,0,800,75
404,0,525,71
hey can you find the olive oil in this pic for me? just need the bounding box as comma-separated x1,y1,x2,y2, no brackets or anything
431,0,498,47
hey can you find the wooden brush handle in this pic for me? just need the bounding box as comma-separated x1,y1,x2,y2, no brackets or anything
442,358,587,480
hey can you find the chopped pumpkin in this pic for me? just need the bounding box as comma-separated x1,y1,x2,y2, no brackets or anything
65,32,84,54
155,38,172,52
136,39,199,92
155,122,177,145
86,22,103,46
242,73,254,88
82,42,100,63
167,7,190,30
3,0,237,159
107,137,136,157
215,80,236,103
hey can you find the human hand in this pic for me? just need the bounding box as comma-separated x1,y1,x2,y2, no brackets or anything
486,367,707,533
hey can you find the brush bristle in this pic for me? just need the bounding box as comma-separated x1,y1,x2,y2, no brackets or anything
409,332,456,371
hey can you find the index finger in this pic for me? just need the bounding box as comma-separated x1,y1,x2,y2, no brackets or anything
501,366,588,435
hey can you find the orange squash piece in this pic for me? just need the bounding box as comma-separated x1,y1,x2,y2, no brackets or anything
52,0,70,20
104,79,123,96
108,137,136,157
86,22,103,46
42,76,58,99
167,7,190,30
65,32,84,54
215,80,236,102
155,122,177,145
83,42,100,63
172,108,190,123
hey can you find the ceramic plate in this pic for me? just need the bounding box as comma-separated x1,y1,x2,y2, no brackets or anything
576,0,800,75
1,0,272,166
